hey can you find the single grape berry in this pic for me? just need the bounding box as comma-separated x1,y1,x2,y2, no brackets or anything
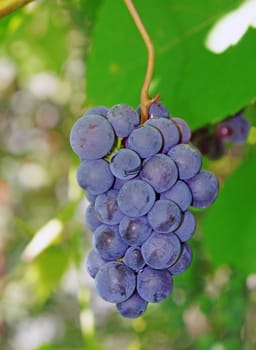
123,246,145,272
70,114,115,160
168,144,202,180
141,154,178,193
110,148,141,180
119,215,152,246
117,179,156,217
76,159,114,195
93,225,127,260
216,112,250,144
186,170,219,208
127,124,163,158
141,232,181,269
160,180,192,211
147,199,182,233
137,266,173,303
116,292,148,318
95,261,136,303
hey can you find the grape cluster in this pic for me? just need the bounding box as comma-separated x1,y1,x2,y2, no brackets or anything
191,111,250,160
70,102,219,318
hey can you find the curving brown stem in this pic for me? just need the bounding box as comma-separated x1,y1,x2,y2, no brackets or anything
0,0,34,18
124,0,160,124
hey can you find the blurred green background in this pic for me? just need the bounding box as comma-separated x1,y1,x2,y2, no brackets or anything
1,0,256,349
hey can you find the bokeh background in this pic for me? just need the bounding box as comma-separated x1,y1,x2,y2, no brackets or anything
1,1,256,349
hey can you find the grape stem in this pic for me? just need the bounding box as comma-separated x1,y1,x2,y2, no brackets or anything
0,0,34,18
124,0,160,124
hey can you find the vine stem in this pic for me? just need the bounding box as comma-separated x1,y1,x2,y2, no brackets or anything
0,0,34,18
124,0,160,124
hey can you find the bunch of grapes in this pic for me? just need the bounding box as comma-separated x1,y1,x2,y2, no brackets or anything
70,102,219,318
191,111,250,160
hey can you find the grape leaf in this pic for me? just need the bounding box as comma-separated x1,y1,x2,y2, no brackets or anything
86,0,256,129
203,150,256,273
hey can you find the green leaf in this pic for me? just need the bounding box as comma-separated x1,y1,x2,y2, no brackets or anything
0,1,70,76
203,150,256,274
28,246,70,300
86,0,256,129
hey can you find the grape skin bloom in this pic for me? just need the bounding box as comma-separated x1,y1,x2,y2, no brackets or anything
141,154,178,193
168,143,202,180
95,261,136,303
110,148,141,180
93,224,127,260
119,215,152,246
76,159,114,195
127,125,163,158
147,199,182,233
137,267,173,303
94,189,123,225
107,104,140,137
117,179,156,217
70,114,115,160
186,170,219,208
160,180,192,211
141,232,181,269
123,246,145,272
116,292,148,318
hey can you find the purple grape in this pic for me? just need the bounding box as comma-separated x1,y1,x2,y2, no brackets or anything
94,190,123,225
145,117,180,152
95,262,136,303
127,125,163,158
86,249,108,278
160,180,192,211
84,106,109,118
113,177,129,190
117,179,156,217
76,159,114,195
70,114,115,160
107,104,140,137
191,125,225,160
116,292,148,318
141,232,181,269
86,192,97,203
137,267,173,302
216,112,250,144
141,154,178,193
172,117,191,143
85,204,101,231
93,225,128,260
119,215,152,246
147,199,182,233
174,211,196,242
149,102,170,119
123,247,145,272
168,243,192,275
168,144,202,180
186,170,219,208
110,148,141,180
